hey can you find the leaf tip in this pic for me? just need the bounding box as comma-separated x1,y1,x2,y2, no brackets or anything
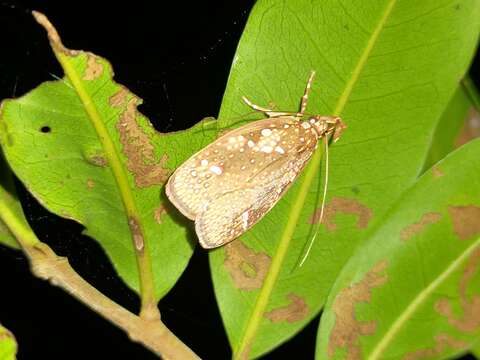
32,11,78,56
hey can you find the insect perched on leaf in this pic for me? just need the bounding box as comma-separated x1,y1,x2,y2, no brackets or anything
166,71,346,265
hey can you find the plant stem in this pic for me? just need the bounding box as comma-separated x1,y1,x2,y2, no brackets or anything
29,243,200,360
0,193,199,359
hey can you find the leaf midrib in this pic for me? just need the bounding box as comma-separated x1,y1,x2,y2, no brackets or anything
234,0,398,357
52,50,156,311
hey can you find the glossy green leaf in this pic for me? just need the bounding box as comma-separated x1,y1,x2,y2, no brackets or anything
0,323,17,360
422,82,475,172
0,157,23,250
317,138,480,359
210,0,480,357
0,13,219,301
472,340,480,358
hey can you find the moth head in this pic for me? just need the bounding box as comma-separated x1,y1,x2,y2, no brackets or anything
309,116,346,142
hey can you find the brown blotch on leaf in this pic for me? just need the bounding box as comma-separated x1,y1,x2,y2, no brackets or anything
310,197,372,231
402,333,467,360
400,212,442,241
454,107,480,148
224,241,271,291
154,205,167,224
88,155,108,167
264,293,309,323
86,179,95,189
432,165,445,178
32,12,79,56
448,205,480,240
109,87,129,108
83,53,103,80
435,247,480,332
117,98,170,187
328,261,388,359
128,217,144,251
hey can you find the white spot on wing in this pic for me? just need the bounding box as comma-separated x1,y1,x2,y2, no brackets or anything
210,165,223,175
260,145,273,153
201,159,208,166
261,128,272,136
242,211,249,230
209,165,223,175
275,146,285,154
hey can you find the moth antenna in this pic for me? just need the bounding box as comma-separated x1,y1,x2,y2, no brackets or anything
298,70,316,117
242,96,275,113
299,135,329,267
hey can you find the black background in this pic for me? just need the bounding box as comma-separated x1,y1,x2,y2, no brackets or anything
0,1,478,359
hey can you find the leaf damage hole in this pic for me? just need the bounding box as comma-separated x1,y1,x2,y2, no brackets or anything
40,126,51,133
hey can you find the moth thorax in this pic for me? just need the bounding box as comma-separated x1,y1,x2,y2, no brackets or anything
310,116,335,137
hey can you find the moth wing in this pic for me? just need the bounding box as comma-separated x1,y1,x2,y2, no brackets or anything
195,139,318,248
166,116,307,220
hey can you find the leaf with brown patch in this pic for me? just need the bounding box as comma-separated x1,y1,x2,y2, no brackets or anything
449,205,480,241
83,53,104,81
402,334,467,360
117,98,171,188
327,261,388,359
436,248,480,333
264,293,309,323
317,139,480,359
400,212,442,241
208,1,480,358
223,241,271,291
310,197,372,231
0,13,220,300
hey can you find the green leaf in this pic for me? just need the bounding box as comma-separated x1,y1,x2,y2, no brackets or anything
0,156,24,250
210,0,480,357
472,340,480,358
317,138,480,359
0,13,219,306
0,323,17,360
422,81,476,172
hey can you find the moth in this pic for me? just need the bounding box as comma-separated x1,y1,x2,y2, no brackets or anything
166,72,346,260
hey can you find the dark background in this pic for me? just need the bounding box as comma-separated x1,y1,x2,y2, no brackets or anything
0,1,478,359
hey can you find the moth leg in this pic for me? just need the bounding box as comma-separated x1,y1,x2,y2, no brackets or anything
242,96,297,118
298,71,316,117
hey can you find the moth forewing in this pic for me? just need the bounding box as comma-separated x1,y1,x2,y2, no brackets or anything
165,116,315,228
194,125,318,248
